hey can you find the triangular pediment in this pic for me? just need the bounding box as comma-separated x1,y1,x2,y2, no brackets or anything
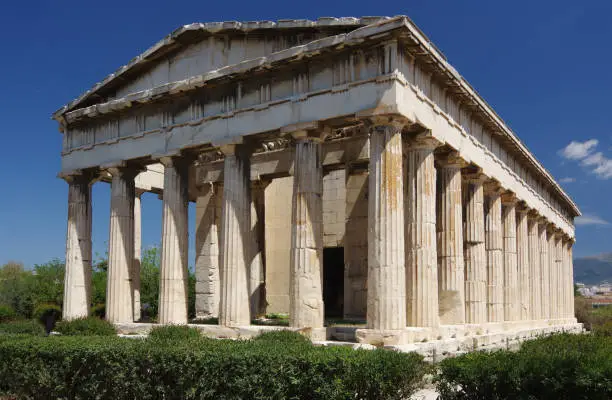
53,17,391,118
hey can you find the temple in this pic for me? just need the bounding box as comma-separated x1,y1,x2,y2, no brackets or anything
53,16,581,347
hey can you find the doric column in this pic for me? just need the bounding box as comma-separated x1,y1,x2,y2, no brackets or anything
249,180,268,319
344,169,368,319
289,130,325,337
219,145,251,327
195,181,221,319
133,189,143,322
435,152,466,325
502,193,519,321
366,121,406,332
405,136,440,328
554,231,563,319
547,226,557,319
561,236,570,318
158,156,190,324
527,212,541,320
484,180,504,323
567,239,575,319
62,172,94,320
538,219,550,319
515,204,530,320
462,169,487,324
106,167,140,323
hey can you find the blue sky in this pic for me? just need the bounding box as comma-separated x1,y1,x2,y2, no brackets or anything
0,0,610,267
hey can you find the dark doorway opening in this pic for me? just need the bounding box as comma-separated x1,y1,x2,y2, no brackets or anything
323,247,344,319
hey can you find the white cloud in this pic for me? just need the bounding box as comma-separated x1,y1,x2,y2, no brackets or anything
560,139,598,160
559,177,576,183
560,139,612,179
575,214,610,226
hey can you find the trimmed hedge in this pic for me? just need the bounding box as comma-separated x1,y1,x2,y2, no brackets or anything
149,325,201,341
0,333,427,399
54,316,116,336
0,320,45,336
436,333,612,400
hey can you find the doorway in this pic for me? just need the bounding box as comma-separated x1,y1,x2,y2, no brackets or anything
323,247,344,319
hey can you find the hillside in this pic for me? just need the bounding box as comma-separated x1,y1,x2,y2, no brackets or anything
574,253,612,285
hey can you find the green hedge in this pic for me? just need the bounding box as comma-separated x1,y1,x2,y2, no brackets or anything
436,333,612,400
0,333,427,399
54,317,117,336
0,305,17,322
0,320,45,336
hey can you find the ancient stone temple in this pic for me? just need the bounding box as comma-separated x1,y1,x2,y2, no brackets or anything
53,16,581,346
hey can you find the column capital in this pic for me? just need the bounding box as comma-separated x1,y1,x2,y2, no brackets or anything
356,109,408,130
527,209,541,221
516,201,530,215
501,191,517,205
281,121,330,142
104,164,144,180
483,179,504,195
436,150,468,169
404,132,441,150
462,166,487,183
58,169,99,184
157,153,195,168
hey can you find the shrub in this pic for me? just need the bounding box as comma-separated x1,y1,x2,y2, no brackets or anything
436,333,612,400
32,303,61,321
0,333,426,399
91,303,105,319
0,305,16,323
54,317,116,336
148,325,201,341
253,329,311,344
0,320,45,336
593,320,612,337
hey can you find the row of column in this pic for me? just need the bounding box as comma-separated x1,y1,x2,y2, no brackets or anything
62,120,576,333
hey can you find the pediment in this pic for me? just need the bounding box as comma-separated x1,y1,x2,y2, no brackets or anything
53,17,391,119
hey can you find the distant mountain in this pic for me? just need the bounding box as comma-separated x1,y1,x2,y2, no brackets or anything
574,253,612,285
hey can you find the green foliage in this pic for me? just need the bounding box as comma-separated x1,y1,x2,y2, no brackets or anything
0,333,426,399
148,325,201,342
91,303,106,319
593,320,612,337
253,330,311,344
0,320,45,336
32,303,62,322
0,305,16,323
54,317,116,336
436,333,612,400
140,246,160,319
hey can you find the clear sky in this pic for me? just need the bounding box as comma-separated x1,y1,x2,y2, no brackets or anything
1,0,610,267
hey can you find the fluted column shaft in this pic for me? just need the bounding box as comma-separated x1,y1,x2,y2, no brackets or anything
527,215,541,320
516,208,530,320
219,146,251,326
436,156,466,325
63,174,93,320
159,157,190,324
568,242,575,319
289,135,324,330
554,232,563,319
538,221,550,319
463,173,487,324
367,123,406,331
405,138,439,328
107,167,139,323
249,181,268,318
195,183,221,319
547,228,557,319
502,196,519,321
484,184,504,322
133,190,143,321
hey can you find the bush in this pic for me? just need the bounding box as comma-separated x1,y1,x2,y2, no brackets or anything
593,320,612,337
436,333,612,400
0,320,45,336
0,333,426,399
0,305,16,323
54,317,116,336
32,303,61,321
91,303,105,319
253,330,311,344
148,325,201,341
